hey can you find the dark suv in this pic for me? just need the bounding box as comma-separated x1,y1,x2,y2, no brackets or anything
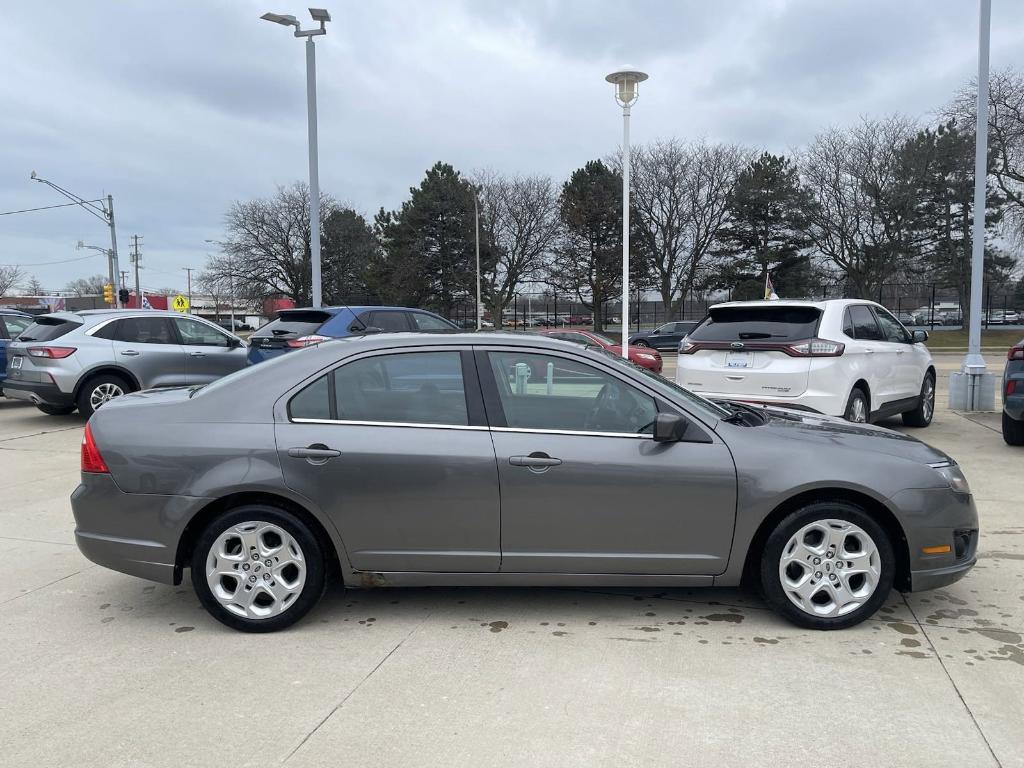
1003,339,1024,445
247,305,459,365
0,310,33,396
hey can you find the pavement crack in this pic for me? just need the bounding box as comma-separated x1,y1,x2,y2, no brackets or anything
0,425,82,444
0,535,75,547
0,566,94,605
901,594,1003,768
282,615,428,763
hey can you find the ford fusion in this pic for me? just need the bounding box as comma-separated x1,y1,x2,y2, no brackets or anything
71,333,977,632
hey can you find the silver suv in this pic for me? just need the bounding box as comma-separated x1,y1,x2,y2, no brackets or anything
3,310,248,416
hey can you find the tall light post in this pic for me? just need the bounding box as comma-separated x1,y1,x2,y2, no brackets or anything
261,8,330,309
605,68,648,357
76,240,114,291
32,172,122,307
473,187,482,330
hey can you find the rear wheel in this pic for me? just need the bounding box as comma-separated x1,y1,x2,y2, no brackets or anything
36,404,76,416
843,387,869,423
1003,411,1024,446
760,501,895,630
633,339,649,347
901,372,936,427
76,373,131,418
191,505,326,633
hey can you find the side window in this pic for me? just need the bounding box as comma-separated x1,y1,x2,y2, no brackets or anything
173,317,231,346
872,308,911,344
410,312,455,332
849,306,883,341
114,317,175,344
289,375,332,420
368,311,411,332
841,309,855,338
334,351,467,425
487,351,657,435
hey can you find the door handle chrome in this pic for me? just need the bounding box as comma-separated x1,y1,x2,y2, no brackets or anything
509,454,562,468
189,351,206,357
288,446,342,459
896,350,905,355
119,350,140,356
863,349,874,354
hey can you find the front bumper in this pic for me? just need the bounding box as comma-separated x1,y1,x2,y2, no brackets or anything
1,379,75,407
71,472,211,584
889,487,979,592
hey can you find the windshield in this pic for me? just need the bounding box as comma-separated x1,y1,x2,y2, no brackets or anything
690,306,821,341
592,347,731,420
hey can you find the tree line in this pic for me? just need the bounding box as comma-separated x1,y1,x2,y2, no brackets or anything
204,68,1024,330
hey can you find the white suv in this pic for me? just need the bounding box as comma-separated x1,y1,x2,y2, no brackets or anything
675,299,936,426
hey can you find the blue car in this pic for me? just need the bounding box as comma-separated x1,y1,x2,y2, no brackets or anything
247,305,460,365
0,310,34,395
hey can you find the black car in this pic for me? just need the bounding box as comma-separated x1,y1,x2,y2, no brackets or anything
628,321,699,351
1003,338,1024,445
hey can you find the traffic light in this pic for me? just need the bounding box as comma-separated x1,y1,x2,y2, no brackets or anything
119,288,130,305
103,283,114,305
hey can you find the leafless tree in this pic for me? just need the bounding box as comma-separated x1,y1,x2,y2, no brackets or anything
0,265,25,296
197,264,232,320
22,275,45,295
65,273,108,297
625,139,748,315
801,116,919,297
473,170,561,327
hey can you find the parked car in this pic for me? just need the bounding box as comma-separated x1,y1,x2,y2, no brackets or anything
1002,339,1024,445
0,309,33,396
1004,311,1021,325
3,310,248,416
538,328,663,373
73,332,977,633
213,318,253,332
986,310,1006,325
675,299,935,426
628,321,699,351
246,305,459,365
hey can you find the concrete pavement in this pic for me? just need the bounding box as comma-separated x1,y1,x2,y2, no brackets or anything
0,358,1021,767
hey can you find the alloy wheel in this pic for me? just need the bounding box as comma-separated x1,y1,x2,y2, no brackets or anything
778,519,881,618
205,521,306,619
922,377,935,422
89,382,124,411
849,396,867,423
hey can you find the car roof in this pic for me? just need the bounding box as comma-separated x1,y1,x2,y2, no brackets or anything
301,331,591,360
707,298,873,311
0,309,32,316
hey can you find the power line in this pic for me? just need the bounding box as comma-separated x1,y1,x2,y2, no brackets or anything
0,199,106,217
0,253,104,268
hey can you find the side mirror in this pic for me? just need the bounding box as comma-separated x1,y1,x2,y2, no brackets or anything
228,337,243,348
653,412,689,443
361,326,384,335
912,330,928,343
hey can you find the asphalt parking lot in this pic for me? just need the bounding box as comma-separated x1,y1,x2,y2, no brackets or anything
1,352,1022,768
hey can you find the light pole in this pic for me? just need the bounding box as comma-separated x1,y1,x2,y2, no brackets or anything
261,8,330,309
32,172,122,307
76,240,114,291
605,68,648,357
473,187,482,330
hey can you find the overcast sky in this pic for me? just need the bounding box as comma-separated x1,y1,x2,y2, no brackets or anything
2,0,1023,295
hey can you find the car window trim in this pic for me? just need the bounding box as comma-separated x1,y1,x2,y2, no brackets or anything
869,306,911,344
291,417,489,432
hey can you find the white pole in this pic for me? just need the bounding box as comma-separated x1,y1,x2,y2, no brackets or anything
229,255,236,329
621,105,631,357
306,37,322,309
475,191,482,330
964,0,991,372
107,195,122,308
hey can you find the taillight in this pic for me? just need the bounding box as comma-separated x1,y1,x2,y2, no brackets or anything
679,338,695,354
27,346,76,359
81,423,109,474
784,339,845,357
286,335,329,348
1007,346,1024,361
1007,380,1018,396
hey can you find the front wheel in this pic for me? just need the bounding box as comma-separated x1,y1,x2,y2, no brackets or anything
191,505,326,633
760,502,895,630
843,387,869,423
902,372,936,427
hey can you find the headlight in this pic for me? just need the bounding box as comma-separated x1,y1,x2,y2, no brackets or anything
636,353,656,361
931,463,971,494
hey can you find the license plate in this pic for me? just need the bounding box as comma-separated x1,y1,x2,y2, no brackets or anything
726,351,752,369
10,356,22,369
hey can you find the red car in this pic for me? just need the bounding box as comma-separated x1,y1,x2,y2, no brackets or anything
538,329,663,374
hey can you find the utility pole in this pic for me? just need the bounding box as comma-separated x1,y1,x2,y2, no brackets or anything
108,195,122,308
130,235,142,309
183,267,194,314
120,270,129,290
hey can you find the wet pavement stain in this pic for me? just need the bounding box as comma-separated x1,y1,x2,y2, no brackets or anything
753,637,779,645
635,626,661,633
887,622,919,635
175,626,194,633
992,645,1024,666
488,621,508,633
926,608,978,621
100,617,114,624
703,613,744,624
975,628,1022,645
896,650,930,659
980,551,1024,561
611,636,657,642
552,631,569,637
99,604,110,610
900,638,921,648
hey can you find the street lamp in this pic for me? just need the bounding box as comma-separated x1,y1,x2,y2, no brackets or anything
473,186,482,331
260,8,330,309
32,172,122,307
605,67,648,357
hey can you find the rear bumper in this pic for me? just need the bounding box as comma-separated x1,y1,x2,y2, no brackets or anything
684,388,845,417
71,473,212,585
1,379,75,407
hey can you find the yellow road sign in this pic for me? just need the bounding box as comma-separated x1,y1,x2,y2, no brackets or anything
171,294,190,313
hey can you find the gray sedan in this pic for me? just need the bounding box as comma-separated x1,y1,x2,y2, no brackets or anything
71,333,978,632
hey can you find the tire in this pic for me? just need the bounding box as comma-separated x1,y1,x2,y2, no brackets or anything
901,372,936,427
631,339,648,347
36,404,76,416
760,501,895,630
1003,411,1024,446
76,373,131,418
191,505,326,633
843,387,869,423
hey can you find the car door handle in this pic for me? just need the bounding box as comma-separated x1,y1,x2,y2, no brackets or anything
863,348,874,354
189,351,206,357
509,453,562,468
288,445,342,460
896,349,905,355
119,350,140,356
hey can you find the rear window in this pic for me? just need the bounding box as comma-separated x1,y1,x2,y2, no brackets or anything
252,310,332,339
15,316,83,342
690,306,821,342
